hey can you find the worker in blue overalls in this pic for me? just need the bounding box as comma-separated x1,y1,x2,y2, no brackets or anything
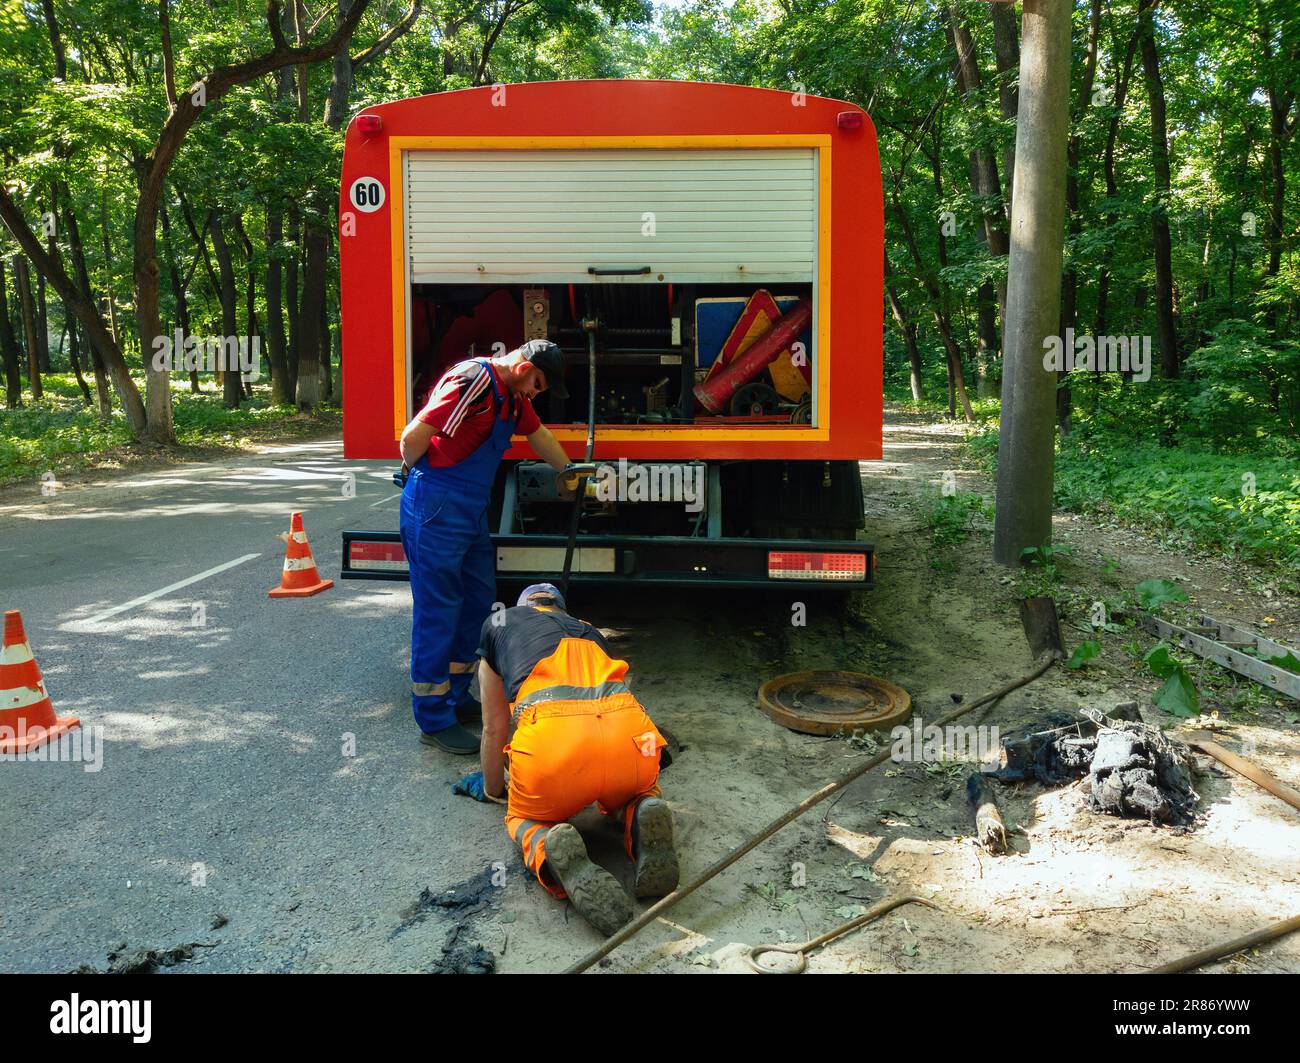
398,340,572,754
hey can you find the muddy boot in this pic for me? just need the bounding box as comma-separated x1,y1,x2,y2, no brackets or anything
632,797,679,899
542,823,632,937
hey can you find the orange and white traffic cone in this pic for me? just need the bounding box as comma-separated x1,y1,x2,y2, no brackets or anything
269,511,334,598
0,609,80,755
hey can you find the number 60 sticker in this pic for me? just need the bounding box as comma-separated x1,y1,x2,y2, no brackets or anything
349,176,386,213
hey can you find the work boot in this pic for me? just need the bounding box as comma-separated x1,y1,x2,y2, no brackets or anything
542,823,633,937
631,798,679,899
419,723,479,755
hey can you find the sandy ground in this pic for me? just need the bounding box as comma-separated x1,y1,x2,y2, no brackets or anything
1,410,1297,974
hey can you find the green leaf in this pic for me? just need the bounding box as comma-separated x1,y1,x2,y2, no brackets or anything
1267,651,1300,674
1066,640,1101,670
1152,668,1199,717
1144,644,1178,679
1135,579,1188,610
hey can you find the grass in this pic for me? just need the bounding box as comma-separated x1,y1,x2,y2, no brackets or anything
885,381,1299,574
0,372,341,487
965,421,1300,572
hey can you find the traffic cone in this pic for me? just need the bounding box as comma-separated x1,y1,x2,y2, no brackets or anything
269,511,334,598
0,610,80,755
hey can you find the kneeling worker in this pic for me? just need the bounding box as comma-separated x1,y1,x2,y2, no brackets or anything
453,583,679,935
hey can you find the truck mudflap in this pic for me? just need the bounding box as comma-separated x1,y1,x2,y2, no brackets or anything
340,530,874,589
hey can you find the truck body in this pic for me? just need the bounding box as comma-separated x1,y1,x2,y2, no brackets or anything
338,80,883,588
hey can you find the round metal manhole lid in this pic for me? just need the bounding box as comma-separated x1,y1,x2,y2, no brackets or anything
757,671,912,736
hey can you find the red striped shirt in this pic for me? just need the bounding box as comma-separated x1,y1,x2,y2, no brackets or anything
416,361,541,467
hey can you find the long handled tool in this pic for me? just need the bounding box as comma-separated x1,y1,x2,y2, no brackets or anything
562,646,1061,973
1148,913,1300,974
1186,730,1300,816
560,319,599,599
743,894,940,974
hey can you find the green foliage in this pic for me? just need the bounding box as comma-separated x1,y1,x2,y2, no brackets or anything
0,374,334,485
1144,643,1200,718
927,491,991,548
1065,639,1100,670
1135,579,1189,611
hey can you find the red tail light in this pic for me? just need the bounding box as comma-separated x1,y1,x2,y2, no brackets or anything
356,114,383,136
767,551,867,582
349,539,407,571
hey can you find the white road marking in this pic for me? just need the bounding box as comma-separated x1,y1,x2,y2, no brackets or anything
80,553,262,626
369,493,402,507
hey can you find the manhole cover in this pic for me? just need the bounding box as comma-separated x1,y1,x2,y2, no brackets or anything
757,671,911,736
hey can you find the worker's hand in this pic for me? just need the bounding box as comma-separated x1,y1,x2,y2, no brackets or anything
452,770,506,804
556,462,599,498
392,464,409,488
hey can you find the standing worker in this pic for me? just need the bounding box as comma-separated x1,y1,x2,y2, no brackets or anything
452,583,679,936
399,340,572,754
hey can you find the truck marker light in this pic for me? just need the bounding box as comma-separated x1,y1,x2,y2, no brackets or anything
356,114,383,137
836,111,864,132
767,551,867,582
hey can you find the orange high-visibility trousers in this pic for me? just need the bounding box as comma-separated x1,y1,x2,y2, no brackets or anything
503,635,666,898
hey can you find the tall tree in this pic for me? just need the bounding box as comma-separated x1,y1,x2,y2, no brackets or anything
994,0,1073,565
1137,0,1179,378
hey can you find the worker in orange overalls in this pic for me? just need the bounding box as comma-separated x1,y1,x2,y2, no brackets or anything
451,583,678,935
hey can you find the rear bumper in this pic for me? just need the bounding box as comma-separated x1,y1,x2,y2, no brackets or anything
341,530,875,589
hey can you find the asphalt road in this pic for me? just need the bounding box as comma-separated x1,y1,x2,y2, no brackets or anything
0,440,524,972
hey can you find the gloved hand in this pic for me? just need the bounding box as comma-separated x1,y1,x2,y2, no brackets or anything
392,464,409,488
555,462,598,498
452,770,506,804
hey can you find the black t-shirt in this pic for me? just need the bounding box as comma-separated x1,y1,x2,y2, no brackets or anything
477,606,614,703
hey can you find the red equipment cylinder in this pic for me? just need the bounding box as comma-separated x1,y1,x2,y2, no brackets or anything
692,299,812,414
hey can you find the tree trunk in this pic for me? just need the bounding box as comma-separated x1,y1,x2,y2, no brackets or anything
296,230,325,413
1058,0,1102,436
1095,22,1140,340
35,271,50,372
990,0,1020,198
265,208,291,404
98,186,125,360
66,320,92,404
1138,0,1178,379
286,218,301,398
0,258,22,407
13,257,42,400
886,280,924,403
318,286,331,400
60,197,114,419
894,200,974,420
976,280,1000,397
208,214,243,409
993,0,1072,566
232,214,259,398
160,199,200,394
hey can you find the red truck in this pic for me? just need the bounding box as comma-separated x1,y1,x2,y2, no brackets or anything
338,79,882,589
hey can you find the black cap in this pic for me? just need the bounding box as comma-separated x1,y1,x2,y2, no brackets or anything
519,339,568,400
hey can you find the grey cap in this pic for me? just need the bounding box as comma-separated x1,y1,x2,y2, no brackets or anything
517,582,566,610
519,339,568,400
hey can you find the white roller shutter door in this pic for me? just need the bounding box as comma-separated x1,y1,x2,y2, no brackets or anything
405,148,817,285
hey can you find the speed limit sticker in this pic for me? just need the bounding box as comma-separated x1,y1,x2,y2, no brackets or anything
349,177,386,213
